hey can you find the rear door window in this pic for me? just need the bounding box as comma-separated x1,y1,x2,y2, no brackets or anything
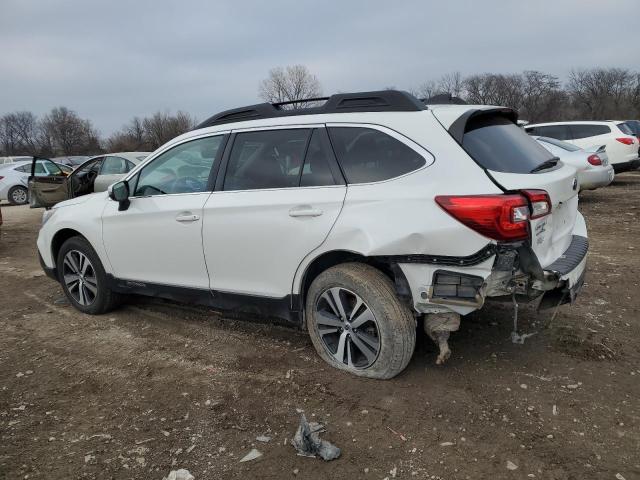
223,129,311,191
327,127,426,183
462,115,556,174
100,156,131,175
533,124,571,140
300,130,336,187
569,124,610,139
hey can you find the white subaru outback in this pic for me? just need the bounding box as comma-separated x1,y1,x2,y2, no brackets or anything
31,91,588,379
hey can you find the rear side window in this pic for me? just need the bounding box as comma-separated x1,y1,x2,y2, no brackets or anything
617,123,633,135
531,124,571,140
328,127,425,183
15,164,30,173
570,124,610,139
462,115,556,174
101,156,132,175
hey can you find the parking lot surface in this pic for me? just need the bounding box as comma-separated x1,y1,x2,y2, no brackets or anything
1,172,639,479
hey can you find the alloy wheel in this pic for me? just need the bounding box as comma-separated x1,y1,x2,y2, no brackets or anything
12,188,27,204
62,250,98,306
314,287,381,369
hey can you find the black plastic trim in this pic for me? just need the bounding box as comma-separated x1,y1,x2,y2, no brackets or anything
544,235,588,276
448,107,518,145
105,275,302,324
39,252,58,281
196,90,426,129
376,243,496,267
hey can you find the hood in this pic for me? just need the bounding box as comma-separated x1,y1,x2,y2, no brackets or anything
53,191,108,209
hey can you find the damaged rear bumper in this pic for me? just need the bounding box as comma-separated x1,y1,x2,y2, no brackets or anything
399,216,589,315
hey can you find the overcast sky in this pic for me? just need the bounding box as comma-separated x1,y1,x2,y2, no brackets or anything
1,0,638,135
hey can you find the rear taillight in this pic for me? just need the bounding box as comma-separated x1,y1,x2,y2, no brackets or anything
616,137,635,145
587,154,602,166
435,194,530,241
0,176,4,181
435,191,552,242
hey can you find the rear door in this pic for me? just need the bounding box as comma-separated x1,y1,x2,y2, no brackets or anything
453,113,580,268
94,156,134,192
202,126,346,298
29,158,69,208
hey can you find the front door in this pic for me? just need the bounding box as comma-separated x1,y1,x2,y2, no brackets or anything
202,127,346,298
29,158,69,208
102,134,227,289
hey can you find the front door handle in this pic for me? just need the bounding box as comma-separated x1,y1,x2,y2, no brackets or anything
175,212,200,223
289,206,323,217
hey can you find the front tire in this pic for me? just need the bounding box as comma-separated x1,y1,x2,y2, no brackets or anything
57,236,122,314
8,186,28,205
306,263,416,379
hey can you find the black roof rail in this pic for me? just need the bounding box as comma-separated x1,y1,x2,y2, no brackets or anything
422,93,468,105
195,90,426,129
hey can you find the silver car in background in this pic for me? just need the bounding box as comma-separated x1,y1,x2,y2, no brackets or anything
0,159,71,205
533,136,614,191
92,152,150,192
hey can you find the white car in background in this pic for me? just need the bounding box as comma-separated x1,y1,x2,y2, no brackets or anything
524,121,640,173
532,136,614,191
0,159,71,205
26,152,150,208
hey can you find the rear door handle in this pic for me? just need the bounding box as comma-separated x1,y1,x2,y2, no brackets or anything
289,206,323,217
175,212,200,223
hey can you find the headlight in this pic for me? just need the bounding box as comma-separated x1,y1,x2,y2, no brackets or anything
42,208,57,226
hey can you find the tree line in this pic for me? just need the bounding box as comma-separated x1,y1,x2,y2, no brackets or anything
2,66,638,158
0,108,197,157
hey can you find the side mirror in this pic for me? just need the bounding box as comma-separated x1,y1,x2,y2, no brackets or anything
108,180,130,211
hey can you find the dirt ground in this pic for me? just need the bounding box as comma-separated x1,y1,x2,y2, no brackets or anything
1,173,639,480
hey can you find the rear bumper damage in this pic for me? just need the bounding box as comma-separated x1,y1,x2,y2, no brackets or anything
399,213,589,316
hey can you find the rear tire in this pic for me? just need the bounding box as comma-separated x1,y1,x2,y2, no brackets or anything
306,262,416,379
8,186,28,205
56,236,122,314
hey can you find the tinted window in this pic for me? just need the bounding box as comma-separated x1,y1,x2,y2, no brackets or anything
101,156,131,175
462,116,556,174
33,162,46,175
570,124,610,139
328,127,425,183
134,136,223,196
537,136,581,152
622,120,640,135
15,164,30,173
533,125,572,140
617,123,633,135
223,129,310,191
300,130,336,187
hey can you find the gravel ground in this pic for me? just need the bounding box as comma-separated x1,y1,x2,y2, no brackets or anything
1,172,639,480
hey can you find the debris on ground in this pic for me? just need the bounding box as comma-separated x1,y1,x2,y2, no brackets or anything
290,414,341,461
256,435,271,443
164,469,194,480
239,448,262,462
424,312,460,364
506,461,519,470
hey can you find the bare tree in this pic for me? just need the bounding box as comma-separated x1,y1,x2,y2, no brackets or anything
568,68,640,119
258,65,322,108
141,111,197,149
437,72,464,97
411,80,441,100
39,107,101,156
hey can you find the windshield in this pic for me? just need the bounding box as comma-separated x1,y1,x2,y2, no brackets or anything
537,136,581,152
462,115,557,174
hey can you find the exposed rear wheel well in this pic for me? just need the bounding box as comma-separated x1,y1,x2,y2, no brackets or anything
299,251,413,314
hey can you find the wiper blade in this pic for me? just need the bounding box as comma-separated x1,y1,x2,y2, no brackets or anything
530,157,559,173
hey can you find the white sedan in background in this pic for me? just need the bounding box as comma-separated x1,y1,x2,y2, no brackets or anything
0,159,72,205
533,136,614,191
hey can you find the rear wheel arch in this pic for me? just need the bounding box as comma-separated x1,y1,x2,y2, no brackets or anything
298,250,414,323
